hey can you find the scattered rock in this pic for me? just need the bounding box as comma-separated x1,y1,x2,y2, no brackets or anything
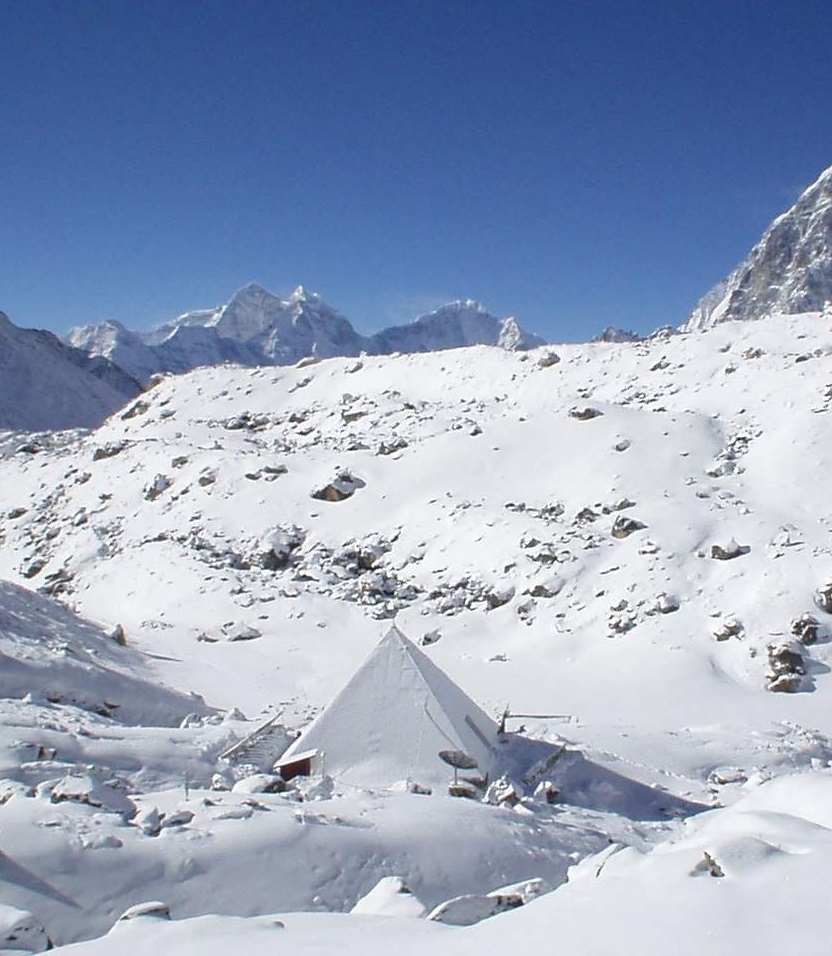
232,774,286,795
144,474,171,501
22,559,46,579
792,613,822,645
690,851,724,878
652,592,680,615
377,436,409,456
296,354,321,369
222,622,262,642
516,599,536,625
311,470,366,502
484,586,515,609
483,775,522,807
122,400,150,420
814,584,832,614
569,406,603,421
117,901,171,922
224,411,270,431
526,576,564,599
766,641,805,693
108,623,127,645
38,567,74,597
161,809,195,828
256,525,306,570
428,891,524,926
197,467,217,486
93,441,127,461
532,780,559,804
713,618,743,642
351,877,427,919
574,507,598,523
601,497,636,514
0,904,51,952
611,515,647,539
708,766,747,786
537,351,561,368
132,806,163,836
710,538,749,560
608,610,636,634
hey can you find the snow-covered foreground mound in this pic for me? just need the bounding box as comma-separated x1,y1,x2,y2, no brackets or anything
49,771,832,954
2,311,832,948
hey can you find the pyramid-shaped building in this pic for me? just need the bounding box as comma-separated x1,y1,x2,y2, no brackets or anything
277,626,500,789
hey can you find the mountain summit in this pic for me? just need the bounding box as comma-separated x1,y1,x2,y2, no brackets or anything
684,164,832,331
68,286,545,384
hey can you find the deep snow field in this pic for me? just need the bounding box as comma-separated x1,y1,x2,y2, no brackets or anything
1,311,832,953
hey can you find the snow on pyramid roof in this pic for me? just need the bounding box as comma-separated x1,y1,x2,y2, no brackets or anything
278,626,500,789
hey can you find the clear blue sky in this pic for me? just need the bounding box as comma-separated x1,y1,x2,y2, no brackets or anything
2,0,831,342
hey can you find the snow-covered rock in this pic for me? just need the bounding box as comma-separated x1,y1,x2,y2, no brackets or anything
0,903,51,952
350,877,427,918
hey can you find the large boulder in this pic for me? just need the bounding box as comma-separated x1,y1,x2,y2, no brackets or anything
311,470,366,502
766,641,805,693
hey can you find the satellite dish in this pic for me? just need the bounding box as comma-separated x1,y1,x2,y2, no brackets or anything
438,749,478,771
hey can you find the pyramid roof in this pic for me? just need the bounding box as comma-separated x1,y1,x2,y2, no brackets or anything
278,626,499,789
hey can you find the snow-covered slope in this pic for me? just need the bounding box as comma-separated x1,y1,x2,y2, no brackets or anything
0,579,208,725
0,311,141,431
3,311,832,949
67,285,544,384
685,163,832,330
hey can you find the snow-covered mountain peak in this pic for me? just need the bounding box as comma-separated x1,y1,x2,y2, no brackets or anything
288,284,320,303
684,161,832,331
66,285,546,383
418,299,489,319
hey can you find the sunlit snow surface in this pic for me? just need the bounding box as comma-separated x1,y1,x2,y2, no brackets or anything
1,310,832,951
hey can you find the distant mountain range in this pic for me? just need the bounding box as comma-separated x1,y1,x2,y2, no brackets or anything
66,286,546,385
684,163,832,330
3,161,832,432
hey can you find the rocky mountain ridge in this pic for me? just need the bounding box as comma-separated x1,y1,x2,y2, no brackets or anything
685,164,832,330
0,311,141,432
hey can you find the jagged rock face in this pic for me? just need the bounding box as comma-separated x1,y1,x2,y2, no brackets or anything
67,285,545,384
684,165,832,331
